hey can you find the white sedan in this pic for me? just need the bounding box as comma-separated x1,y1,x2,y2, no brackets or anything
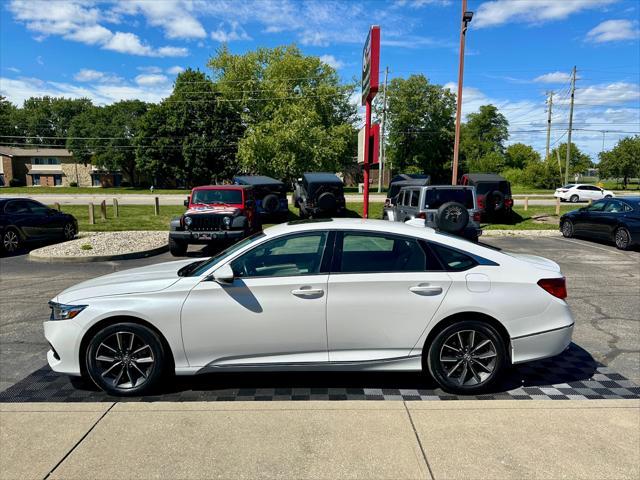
45,218,574,396
554,184,614,203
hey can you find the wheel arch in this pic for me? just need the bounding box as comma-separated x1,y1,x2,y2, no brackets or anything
78,315,176,377
421,311,512,364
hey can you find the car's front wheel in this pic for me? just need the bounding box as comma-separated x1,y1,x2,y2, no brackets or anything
570,194,579,203
63,222,76,241
427,321,506,394
85,322,167,396
169,236,187,256
614,226,631,250
561,219,574,238
2,228,20,253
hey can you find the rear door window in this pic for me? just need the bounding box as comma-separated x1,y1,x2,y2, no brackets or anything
410,190,419,207
429,243,477,271
424,189,474,209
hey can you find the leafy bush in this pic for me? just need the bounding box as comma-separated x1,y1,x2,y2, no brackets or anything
70,182,78,187
80,244,93,250
501,167,526,186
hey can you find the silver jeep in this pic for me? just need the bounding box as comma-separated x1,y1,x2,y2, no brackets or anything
384,185,482,242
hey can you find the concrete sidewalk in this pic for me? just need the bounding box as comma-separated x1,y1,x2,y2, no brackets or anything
1,400,638,480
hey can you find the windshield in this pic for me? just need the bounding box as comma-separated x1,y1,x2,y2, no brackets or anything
186,232,266,276
424,189,474,209
191,189,243,205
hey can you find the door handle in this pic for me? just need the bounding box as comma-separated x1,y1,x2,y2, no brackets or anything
409,285,443,296
291,287,324,297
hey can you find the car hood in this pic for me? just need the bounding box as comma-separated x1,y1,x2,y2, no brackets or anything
55,259,196,303
507,253,561,273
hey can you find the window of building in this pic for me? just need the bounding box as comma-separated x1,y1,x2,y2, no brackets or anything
54,175,62,186
92,175,101,187
32,174,40,186
32,157,60,165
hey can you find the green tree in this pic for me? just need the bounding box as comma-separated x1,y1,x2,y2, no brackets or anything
460,104,509,173
135,69,244,186
598,136,640,189
505,143,540,169
550,142,592,178
0,96,19,142
209,45,357,183
385,75,455,180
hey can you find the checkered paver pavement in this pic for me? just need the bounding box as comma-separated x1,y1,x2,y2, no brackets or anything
1,344,638,402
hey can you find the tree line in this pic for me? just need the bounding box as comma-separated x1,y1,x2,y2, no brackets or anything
1,49,637,189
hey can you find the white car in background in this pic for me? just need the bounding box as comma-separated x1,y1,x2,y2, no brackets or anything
554,184,614,203
45,219,574,396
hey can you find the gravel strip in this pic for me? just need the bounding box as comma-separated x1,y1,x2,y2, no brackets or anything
29,231,168,258
482,229,562,237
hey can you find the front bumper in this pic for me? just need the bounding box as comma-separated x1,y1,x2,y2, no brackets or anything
169,229,246,244
44,319,83,376
511,323,574,364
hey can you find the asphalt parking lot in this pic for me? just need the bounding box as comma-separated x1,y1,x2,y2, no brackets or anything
0,235,638,397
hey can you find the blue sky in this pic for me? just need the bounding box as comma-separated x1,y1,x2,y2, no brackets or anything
1,0,639,160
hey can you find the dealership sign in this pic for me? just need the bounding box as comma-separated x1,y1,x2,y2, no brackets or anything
362,25,380,105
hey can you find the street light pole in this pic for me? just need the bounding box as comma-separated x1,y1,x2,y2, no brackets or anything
451,1,472,186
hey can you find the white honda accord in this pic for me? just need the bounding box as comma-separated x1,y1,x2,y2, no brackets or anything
45,218,574,396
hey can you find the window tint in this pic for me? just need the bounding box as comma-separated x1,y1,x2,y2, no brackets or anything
424,189,474,209
410,190,419,207
604,201,623,213
338,232,430,273
191,189,242,205
586,201,606,212
5,200,30,214
231,232,327,278
25,201,49,215
429,243,477,271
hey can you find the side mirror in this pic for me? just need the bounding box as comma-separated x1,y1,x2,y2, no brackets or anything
213,264,235,284
184,196,190,208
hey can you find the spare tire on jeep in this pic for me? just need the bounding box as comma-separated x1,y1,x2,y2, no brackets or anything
486,190,505,212
436,201,469,233
262,193,279,213
317,191,337,212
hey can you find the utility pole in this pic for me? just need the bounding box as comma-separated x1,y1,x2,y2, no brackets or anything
378,66,389,193
451,2,473,185
545,91,553,161
564,66,577,185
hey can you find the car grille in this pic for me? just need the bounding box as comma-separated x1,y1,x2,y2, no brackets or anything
188,215,223,231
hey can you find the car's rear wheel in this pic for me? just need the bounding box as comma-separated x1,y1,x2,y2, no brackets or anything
169,236,187,256
427,321,506,394
2,228,20,253
63,222,76,241
605,195,612,199
570,194,579,203
614,226,631,250
86,323,166,396
561,219,574,238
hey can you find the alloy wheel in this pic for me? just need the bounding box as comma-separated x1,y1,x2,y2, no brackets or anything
615,228,630,250
95,331,155,390
63,223,75,240
3,231,19,252
439,330,497,386
562,220,573,238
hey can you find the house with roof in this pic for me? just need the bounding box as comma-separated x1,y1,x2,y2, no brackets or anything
0,147,121,187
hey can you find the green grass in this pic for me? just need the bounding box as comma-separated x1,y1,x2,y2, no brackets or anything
3,186,190,195
57,201,571,233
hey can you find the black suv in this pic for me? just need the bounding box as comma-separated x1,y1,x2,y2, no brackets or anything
460,173,513,219
293,173,346,218
233,175,289,221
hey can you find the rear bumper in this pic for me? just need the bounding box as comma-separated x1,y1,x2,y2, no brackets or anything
511,323,574,364
169,230,246,243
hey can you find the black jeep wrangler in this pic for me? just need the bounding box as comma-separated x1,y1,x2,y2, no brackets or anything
293,173,346,218
233,175,289,222
460,173,513,219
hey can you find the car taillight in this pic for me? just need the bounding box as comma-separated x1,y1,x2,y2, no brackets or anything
477,196,485,209
416,212,426,219
537,278,567,300
505,198,513,208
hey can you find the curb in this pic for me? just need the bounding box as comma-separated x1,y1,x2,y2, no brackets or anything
27,243,169,263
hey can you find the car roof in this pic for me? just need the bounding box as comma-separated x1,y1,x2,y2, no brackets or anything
302,172,342,184
463,173,506,182
233,175,284,186
390,174,430,184
192,185,250,191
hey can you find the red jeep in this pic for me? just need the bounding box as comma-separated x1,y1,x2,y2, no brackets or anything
169,185,261,256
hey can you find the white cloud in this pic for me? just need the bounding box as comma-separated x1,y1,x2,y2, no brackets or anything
111,0,206,39
319,55,344,70
210,21,252,42
74,69,123,83
586,19,640,43
167,66,185,75
65,24,113,45
475,0,616,28
155,46,189,57
533,72,573,83
570,82,640,106
6,67,21,73
134,74,169,86
138,66,163,74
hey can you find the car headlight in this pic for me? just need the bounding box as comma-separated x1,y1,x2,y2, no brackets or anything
48,302,87,321
184,216,193,228
222,216,232,227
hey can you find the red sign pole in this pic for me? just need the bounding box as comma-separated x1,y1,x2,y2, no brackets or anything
363,100,371,218
361,26,380,219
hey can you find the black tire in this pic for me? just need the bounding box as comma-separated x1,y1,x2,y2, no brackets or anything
561,219,574,238
262,194,279,213
605,195,612,199
426,320,507,394
169,236,187,256
85,322,167,396
63,222,76,241
487,190,505,211
614,226,631,250
436,202,469,233
317,192,337,212
2,228,20,253
570,194,579,203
